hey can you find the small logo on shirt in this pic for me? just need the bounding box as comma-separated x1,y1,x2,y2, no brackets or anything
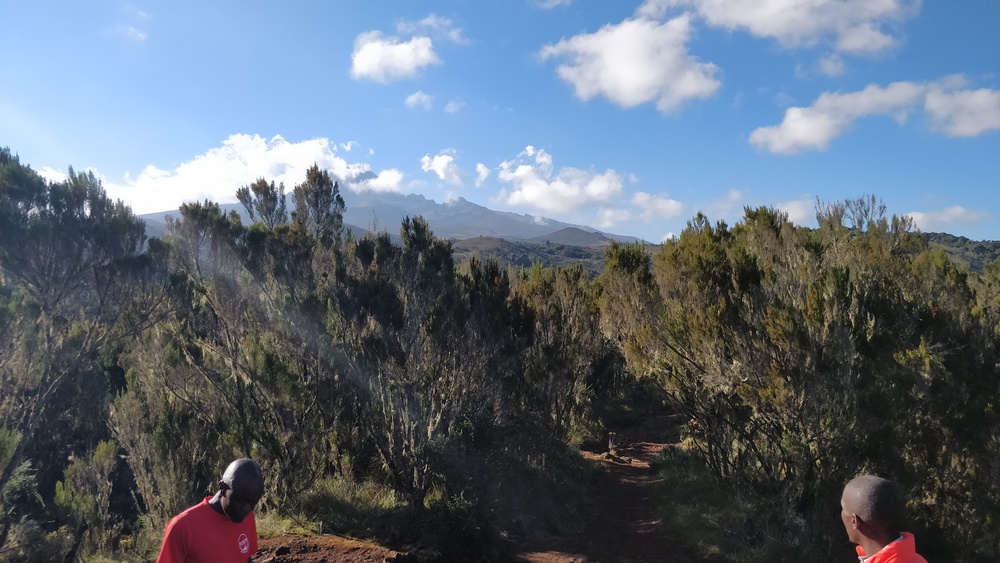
238,533,250,553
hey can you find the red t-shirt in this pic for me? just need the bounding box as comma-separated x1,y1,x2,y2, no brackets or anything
855,532,928,563
156,497,258,563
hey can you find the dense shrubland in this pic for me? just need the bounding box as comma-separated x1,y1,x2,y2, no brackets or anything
600,199,1000,561
1,148,998,561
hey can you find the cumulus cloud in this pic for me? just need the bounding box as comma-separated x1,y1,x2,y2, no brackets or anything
906,206,988,231
475,163,490,187
350,31,440,83
37,166,69,184
90,134,399,214
776,199,815,225
444,100,464,113
539,14,720,113
640,0,919,54
397,14,468,45
749,82,926,154
925,84,1000,137
701,189,747,222
405,90,434,111
497,146,624,214
819,54,845,77
598,208,631,228
421,150,463,185
357,168,405,193
751,76,1000,153
632,192,684,221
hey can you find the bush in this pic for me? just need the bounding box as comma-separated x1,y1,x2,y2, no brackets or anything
0,522,71,563
421,493,497,562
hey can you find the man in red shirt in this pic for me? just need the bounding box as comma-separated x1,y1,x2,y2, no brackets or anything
840,475,927,563
156,458,265,563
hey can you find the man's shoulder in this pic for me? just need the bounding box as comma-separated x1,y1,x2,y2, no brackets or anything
168,499,213,527
870,533,927,563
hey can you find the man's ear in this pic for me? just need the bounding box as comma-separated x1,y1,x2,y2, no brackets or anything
851,514,859,530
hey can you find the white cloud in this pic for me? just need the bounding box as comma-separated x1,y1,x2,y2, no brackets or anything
111,6,150,43
405,90,434,111
37,166,69,184
93,134,399,214
537,0,573,7
749,81,925,154
420,150,463,185
350,31,440,83
751,76,1000,153
340,141,359,152
702,189,746,221
906,206,988,231
357,169,405,193
776,199,815,225
497,147,624,214
662,232,677,242
118,26,147,42
397,14,468,45
539,14,720,113
632,192,684,221
475,163,490,187
598,208,631,228
444,100,464,113
641,0,919,54
819,54,845,77
925,84,1000,137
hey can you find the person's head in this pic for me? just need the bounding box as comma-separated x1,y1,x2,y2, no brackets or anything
840,475,904,543
217,458,264,524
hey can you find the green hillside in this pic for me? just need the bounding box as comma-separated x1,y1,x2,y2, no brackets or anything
923,232,1000,273
452,236,608,276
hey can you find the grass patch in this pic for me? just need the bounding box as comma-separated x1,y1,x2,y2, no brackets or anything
298,476,406,539
255,511,320,539
653,446,783,563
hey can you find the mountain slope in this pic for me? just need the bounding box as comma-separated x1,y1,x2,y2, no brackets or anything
138,191,643,245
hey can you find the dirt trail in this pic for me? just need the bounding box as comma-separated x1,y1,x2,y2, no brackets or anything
514,414,685,563
256,414,683,563
257,534,401,562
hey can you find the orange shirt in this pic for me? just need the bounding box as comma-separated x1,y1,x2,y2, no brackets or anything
156,497,258,563
855,532,928,563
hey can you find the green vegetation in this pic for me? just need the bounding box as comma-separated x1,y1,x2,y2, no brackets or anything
923,231,1000,273
453,236,608,277
1,148,998,562
601,198,1000,561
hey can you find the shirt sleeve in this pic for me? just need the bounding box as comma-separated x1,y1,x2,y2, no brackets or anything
155,518,186,563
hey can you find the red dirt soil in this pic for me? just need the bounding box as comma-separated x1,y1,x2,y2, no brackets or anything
257,534,400,562
256,414,684,563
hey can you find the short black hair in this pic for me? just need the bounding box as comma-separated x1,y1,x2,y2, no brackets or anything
843,475,905,535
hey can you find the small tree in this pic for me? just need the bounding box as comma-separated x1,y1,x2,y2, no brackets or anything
292,164,345,246
237,178,288,230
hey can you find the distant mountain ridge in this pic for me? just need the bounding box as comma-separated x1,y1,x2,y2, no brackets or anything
139,190,645,245
137,195,1000,276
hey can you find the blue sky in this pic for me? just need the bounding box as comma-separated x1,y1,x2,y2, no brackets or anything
2,0,998,241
